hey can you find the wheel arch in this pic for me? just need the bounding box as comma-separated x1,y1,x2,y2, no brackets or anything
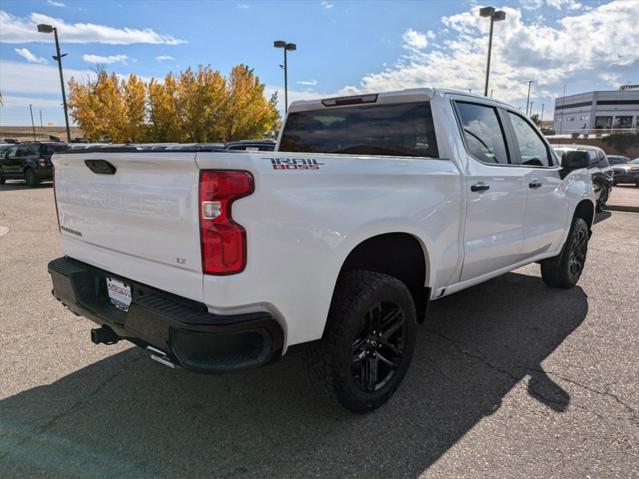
573,199,595,231
335,232,431,323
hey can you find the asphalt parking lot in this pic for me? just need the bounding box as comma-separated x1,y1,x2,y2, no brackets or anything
1,181,638,478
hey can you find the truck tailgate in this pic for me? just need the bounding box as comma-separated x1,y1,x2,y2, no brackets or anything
53,152,203,301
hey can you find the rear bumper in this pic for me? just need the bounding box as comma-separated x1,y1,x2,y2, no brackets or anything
48,257,284,373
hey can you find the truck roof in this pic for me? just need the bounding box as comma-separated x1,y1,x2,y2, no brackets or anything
288,87,513,113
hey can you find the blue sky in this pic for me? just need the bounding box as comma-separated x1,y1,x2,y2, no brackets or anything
1,0,637,126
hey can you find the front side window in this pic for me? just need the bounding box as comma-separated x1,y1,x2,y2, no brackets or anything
455,102,509,165
279,102,438,158
507,112,552,167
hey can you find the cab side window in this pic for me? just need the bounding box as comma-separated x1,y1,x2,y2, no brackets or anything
507,112,552,167
455,102,509,165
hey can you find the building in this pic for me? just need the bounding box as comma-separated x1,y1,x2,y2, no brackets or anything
553,85,639,133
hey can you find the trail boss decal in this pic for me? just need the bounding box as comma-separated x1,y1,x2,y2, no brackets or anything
266,157,324,170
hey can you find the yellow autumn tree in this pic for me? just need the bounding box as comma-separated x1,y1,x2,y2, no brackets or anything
69,64,279,143
148,73,182,142
122,74,147,142
222,65,280,141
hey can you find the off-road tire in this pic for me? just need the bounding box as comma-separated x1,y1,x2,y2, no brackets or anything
596,186,609,212
540,217,589,289
305,270,417,413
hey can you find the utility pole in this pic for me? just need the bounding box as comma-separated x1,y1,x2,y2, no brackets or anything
558,84,566,135
37,24,71,142
479,7,506,97
540,103,545,124
29,104,37,141
525,80,534,117
274,40,297,115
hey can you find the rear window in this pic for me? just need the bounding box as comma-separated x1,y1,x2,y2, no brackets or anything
279,102,438,158
42,144,67,155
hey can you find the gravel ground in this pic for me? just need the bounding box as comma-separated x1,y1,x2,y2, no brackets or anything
1,181,638,478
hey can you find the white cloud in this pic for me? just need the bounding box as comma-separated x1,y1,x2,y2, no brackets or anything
521,0,584,10
0,11,187,44
342,1,639,104
237,3,250,9
46,0,66,7
14,47,48,64
1,95,62,108
82,53,128,64
402,29,428,50
321,1,334,9
0,59,151,95
0,60,96,95
297,79,318,86
156,55,175,62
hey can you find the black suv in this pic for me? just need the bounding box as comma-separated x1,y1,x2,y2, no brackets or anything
0,142,67,186
552,144,613,211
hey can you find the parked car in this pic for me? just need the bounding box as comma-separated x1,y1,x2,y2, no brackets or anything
0,142,67,186
48,89,595,413
608,155,639,186
225,139,276,151
552,144,613,211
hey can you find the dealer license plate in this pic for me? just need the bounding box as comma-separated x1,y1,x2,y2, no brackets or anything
106,277,132,312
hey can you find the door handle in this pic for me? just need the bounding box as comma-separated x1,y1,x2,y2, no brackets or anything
529,181,543,189
470,182,490,192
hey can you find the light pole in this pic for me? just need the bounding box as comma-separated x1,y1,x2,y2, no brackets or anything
37,23,71,143
480,7,506,97
525,80,534,117
273,40,296,115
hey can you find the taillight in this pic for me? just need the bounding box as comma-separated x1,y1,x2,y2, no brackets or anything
52,164,61,231
199,170,254,275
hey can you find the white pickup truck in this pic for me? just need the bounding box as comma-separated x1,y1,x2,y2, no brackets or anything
49,88,595,412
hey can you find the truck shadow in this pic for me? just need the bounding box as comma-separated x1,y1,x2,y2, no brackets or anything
1,271,587,477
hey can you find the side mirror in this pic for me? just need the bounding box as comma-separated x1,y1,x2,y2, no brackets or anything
561,150,590,172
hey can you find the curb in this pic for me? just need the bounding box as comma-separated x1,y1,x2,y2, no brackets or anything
607,205,639,213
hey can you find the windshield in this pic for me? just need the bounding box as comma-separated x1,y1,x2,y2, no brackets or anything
632,158,639,165
608,156,629,165
279,102,439,158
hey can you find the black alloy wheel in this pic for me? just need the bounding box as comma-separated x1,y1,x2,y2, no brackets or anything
306,270,417,413
567,224,588,280
351,301,407,393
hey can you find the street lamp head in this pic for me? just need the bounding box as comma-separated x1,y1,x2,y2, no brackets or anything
274,40,286,48
479,6,495,17
493,10,506,21
285,43,296,51
37,24,54,33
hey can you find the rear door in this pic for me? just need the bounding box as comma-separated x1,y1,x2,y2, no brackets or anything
53,151,204,301
1,146,19,174
504,110,568,256
454,101,528,282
